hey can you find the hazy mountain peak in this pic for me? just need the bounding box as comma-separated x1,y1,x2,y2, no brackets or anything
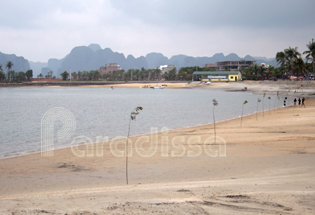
88,44,102,52
103,48,114,54
127,54,136,60
244,55,255,60
145,52,168,68
225,53,241,60
253,56,275,61
213,53,225,57
145,52,166,58
70,46,93,53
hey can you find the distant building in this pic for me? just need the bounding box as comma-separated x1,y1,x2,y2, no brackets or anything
204,63,217,70
205,60,255,71
99,63,122,75
193,71,242,82
158,65,175,74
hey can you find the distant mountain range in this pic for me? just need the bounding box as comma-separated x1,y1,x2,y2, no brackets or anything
1,44,278,77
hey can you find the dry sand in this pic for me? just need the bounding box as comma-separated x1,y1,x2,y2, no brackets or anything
1,82,315,214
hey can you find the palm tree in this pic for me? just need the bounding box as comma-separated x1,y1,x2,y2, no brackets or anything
0,71,5,81
277,47,306,76
267,65,275,79
276,49,291,77
285,47,300,60
0,64,3,80
6,61,13,71
212,99,218,143
268,97,271,113
155,69,161,80
241,67,249,80
258,65,266,80
276,51,287,65
163,72,169,80
262,93,266,117
6,61,13,81
256,98,261,120
293,57,306,76
241,100,248,128
253,64,259,80
274,91,280,111
303,38,315,73
126,106,143,185
78,71,82,80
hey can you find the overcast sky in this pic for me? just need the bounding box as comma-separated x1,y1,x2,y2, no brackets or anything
1,0,315,62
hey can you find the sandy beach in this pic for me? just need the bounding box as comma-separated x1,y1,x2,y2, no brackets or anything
1,81,315,214
18,80,315,97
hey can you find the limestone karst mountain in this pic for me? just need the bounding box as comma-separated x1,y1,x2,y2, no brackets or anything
2,44,278,77
0,52,30,73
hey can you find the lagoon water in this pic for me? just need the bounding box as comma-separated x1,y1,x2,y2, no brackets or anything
0,87,291,158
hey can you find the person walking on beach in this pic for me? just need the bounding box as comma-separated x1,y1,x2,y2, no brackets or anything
302,97,305,107
298,98,301,106
284,97,287,107
294,98,297,106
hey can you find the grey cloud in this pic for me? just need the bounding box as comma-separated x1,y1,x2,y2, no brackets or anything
1,0,314,62
3,0,314,30
110,0,315,29
0,0,91,29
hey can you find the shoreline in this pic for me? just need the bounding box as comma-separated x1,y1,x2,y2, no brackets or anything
0,81,191,89
1,80,314,97
0,103,286,161
1,84,315,214
0,89,293,161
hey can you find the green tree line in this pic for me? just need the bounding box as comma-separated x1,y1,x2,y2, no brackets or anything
0,61,33,82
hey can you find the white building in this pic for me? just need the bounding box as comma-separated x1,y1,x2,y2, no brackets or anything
158,65,175,74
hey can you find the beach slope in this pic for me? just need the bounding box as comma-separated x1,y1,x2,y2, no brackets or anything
0,97,314,214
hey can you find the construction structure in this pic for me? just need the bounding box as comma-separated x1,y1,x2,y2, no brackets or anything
158,65,175,74
205,60,255,71
99,63,122,75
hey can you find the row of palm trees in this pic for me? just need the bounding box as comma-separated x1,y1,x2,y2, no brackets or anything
68,67,199,81
241,64,276,80
101,66,205,81
276,39,315,77
242,39,315,80
66,68,162,81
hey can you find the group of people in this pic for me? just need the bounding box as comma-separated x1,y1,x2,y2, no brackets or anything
284,97,305,107
293,97,305,107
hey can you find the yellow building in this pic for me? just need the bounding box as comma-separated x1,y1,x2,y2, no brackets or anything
193,71,242,82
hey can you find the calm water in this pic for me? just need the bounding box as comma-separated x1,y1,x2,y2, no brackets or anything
0,87,292,158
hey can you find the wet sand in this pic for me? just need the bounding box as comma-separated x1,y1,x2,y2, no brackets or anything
18,80,315,98
0,82,315,214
